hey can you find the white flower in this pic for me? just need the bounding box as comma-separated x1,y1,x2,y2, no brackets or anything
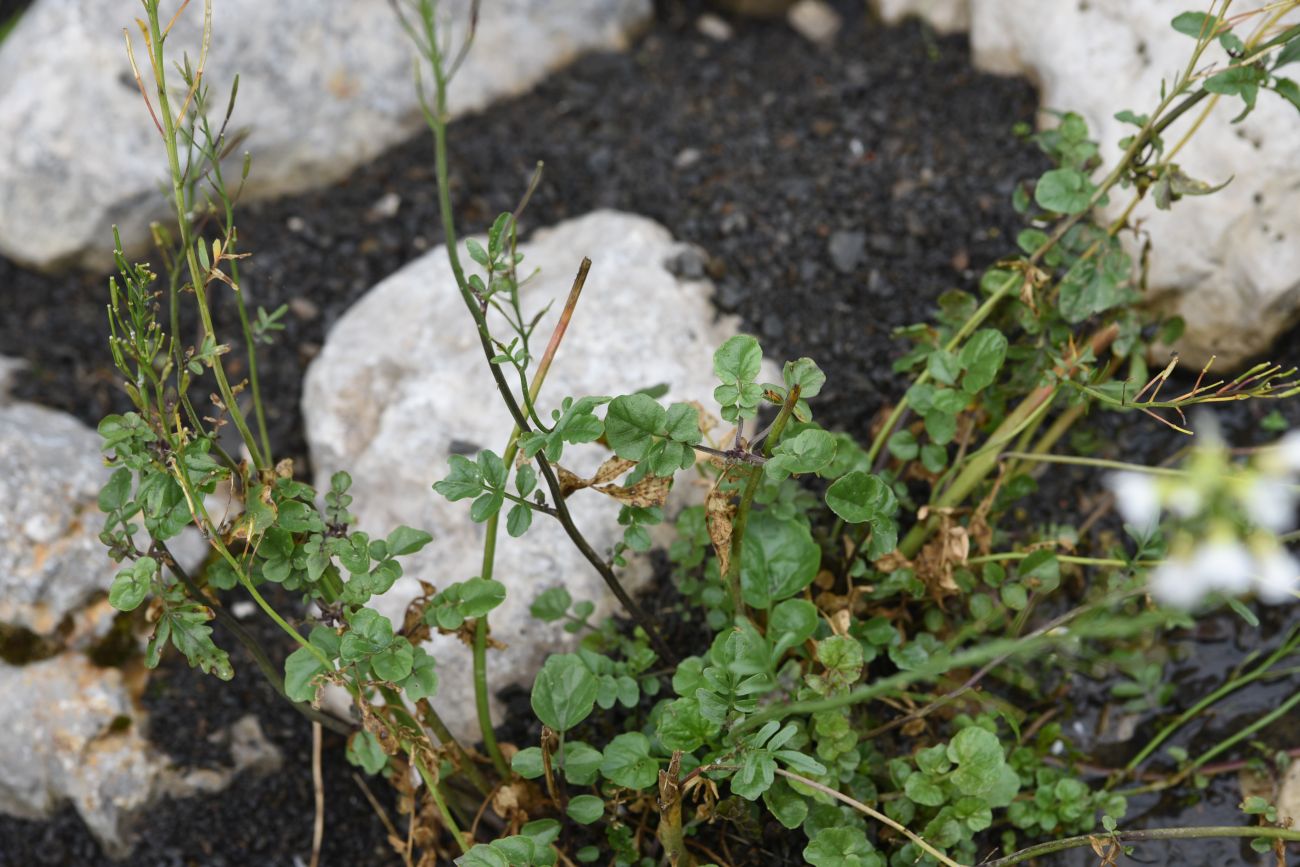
1148,557,1202,608
1165,484,1203,519
1275,430,1300,474
1193,539,1254,595
1240,477,1298,534
1109,471,1161,532
1254,547,1300,604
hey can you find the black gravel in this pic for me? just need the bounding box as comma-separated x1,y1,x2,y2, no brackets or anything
2,0,1298,864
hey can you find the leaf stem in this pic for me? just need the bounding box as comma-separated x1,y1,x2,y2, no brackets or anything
982,825,1300,866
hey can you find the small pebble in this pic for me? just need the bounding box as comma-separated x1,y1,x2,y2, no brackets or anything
787,0,841,45
365,191,401,222
696,13,733,42
674,147,702,169
828,230,866,274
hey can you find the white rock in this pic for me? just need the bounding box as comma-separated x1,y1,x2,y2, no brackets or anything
697,13,734,42
0,402,207,642
0,0,651,271
0,403,117,637
870,0,971,34
870,0,1300,366
0,654,162,857
304,210,771,742
788,0,843,45
1278,757,1300,826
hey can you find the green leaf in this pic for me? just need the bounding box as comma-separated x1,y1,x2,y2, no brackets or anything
386,526,432,556
765,428,837,481
465,237,489,267
927,349,962,386
347,730,388,775
769,598,819,655
284,645,328,702
456,845,509,867
888,429,919,460
341,608,394,662
783,357,826,398
458,577,507,617
763,777,809,829
905,774,947,806
511,747,545,779
371,636,414,682
1274,77,1300,113
1019,550,1060,592
566,794,605,825
109,557,156,611
948,727,1009,799
714,335,763,385
825,471,896,524
920,442,948,473
98,467,133,512
604,394,667,461
1001,582,1029,610
730,750,776,800
531,654,598,732
959,329,1008,394
1035,167,1096,215
1171,11,1220,38
804,826,882,867
530,587,572,621
663,402,703,444
740,511,820,608
434,454,484,501
560,740,603,785
506,503,533,537
402,647,438,701
599,732,659,790
655,695,718,752
469,491,504,523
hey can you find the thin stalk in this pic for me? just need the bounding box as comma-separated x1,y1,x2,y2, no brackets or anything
412,750,469,855
1122,625,1300,775
898,324,1118,559
734,607,1165,732
143,0,264,470
774,769,964,867
156,542,351,735
865,33,1234,471
964,552,1156,568
983,825,1300,866
998,451,1190,477
416,699,492,796
723,385,801,618
469,260,591,779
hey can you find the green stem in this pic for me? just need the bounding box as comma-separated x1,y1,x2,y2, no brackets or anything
144,0,265,471
984,825,1300,866
734,608,1165,733
412,749,469,855
964,552,1156,568
1122,625,1300,775
723,386,800,619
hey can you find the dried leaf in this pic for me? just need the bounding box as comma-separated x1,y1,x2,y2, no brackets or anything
705,483,736,578
595,472,672,508
591,456,636,486
688,400,720,439
555,465,587,498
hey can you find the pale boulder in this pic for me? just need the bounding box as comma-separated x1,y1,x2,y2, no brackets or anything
0,0,650,271
303,210,772,741
869,0,1300,366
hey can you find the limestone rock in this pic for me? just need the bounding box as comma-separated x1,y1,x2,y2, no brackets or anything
870,0,971,34
870,0,1300,367
0,654,161,857
303,210,771,741
0,403,117,637
0,0,651,271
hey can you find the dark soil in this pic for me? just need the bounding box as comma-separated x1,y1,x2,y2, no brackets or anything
1,0,1298,864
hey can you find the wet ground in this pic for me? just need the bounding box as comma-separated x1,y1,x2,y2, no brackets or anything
1,0,1298,863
